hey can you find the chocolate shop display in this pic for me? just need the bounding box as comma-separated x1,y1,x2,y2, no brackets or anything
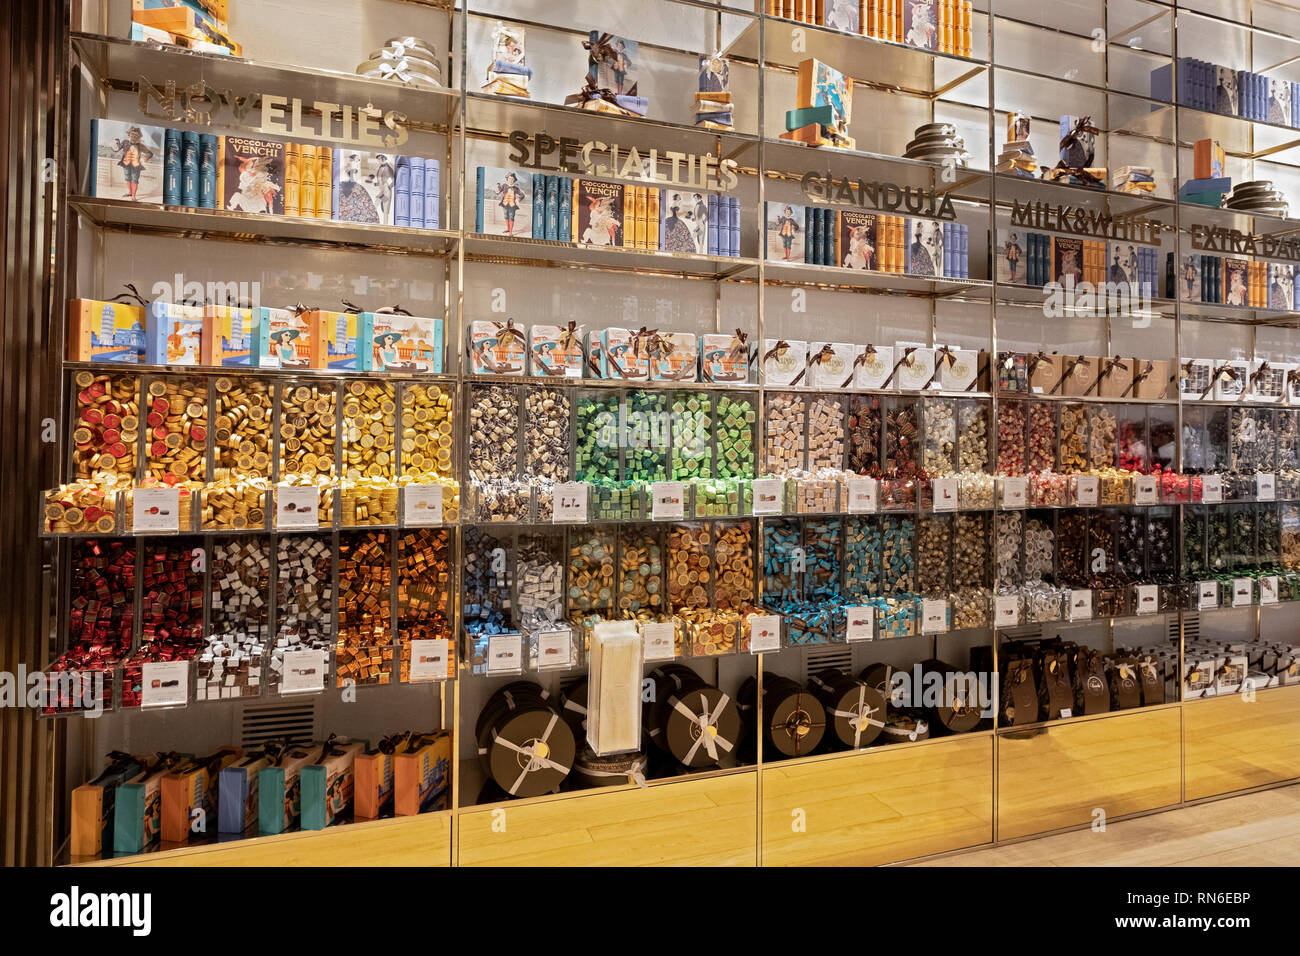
42,0,1300,868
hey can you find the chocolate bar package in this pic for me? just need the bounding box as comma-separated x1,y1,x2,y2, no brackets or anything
475,165,532,237
300,738,367,830
251,307,314,369
995,232,1029,285
393,731,452,816
357,311,445,373
1052,236,1085,285
572,179,625,246
216,746,278,834
257,743,322,835
467,319,526,375
89,119,164,203
765,200,806,263
145,301,205,366
332,149,397,226
160,747,241,844
218,136,284,215
68,297,146,363
202,304,254,366
906,219,944,276
71,752,146,858
659,188,709,254
528,322,585,378
835,209,878,270
111,752,191,854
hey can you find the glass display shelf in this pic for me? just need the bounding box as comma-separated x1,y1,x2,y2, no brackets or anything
724,14,989,97
463,91,761,166
462,232,760,280
68,195,461,258
762,257,992,297
760,136,994,195
70,32,462,132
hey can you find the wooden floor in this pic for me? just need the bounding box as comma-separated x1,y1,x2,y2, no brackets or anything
910,783,1300,866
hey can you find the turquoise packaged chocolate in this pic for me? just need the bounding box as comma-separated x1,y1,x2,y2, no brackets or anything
357,311,444,373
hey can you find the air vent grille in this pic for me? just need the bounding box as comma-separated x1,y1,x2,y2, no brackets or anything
239,699,318,748
803,646,855,682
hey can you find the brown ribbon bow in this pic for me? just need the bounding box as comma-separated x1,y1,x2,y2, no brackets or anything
1201,362,1239,400
883,346,919,389
1085,356,1124,396
564,79,641,113
556,321,581,352
809,343,836,366
923,345,957,390
1049,355,1086,395
1120,360,1154,398
493,319,523,349
841,344,877,388
110,283,149,307
762,340,790,365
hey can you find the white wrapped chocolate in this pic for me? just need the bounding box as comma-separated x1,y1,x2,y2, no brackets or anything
587,620,643,755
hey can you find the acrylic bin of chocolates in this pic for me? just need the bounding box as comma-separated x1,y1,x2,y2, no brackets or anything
42,482,124,535
398,527,455,683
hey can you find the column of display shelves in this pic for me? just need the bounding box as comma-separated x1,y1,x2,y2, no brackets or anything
51,0,464,862
744,2,1000,842
1170,2,1300,715
454,0,767,818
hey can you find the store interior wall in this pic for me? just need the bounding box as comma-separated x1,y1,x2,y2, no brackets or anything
1,0,68,868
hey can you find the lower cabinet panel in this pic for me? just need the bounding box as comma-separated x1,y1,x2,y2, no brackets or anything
997,707,1182,841
85,811,453,867
457,771,758,867
761,735,994,866
1184,685,1300,801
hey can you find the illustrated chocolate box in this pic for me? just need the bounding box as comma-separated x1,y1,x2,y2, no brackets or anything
68,298,146,363
145,301,206,366
357,311,445,374
652,331,700,382
468,320,526,375
300,739,367,830
699,332,754,384
528,323,585,378
251,307,314,370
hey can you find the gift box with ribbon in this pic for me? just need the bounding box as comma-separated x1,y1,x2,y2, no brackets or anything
159,747,241,844
393,731,452,816
256,742,322,835
467,319,526,375
71,752,147,858
528,322,585,378
300,736,367,830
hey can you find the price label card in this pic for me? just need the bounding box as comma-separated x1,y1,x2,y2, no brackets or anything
1257,472,1276,501
751,478,785,515
995,594,1020,627
921,599,949,634
552,482,589,523
748,614,781,654
1068,589,1093,622
276,484,319,529
1232,578,1253,607
650,481,685,521
846,476,879,513
1260,575,1279,605
281,649,326,694
845,606,875,642
1135,584,1159,614
1198,581,1219,610
1000,476,1028,509
1134,475,1158,506
132,488,180,533
642,621,677,661
402,485,444,526
536,629,574,670
1073,475,1099,507
407,639,450,682
932,477,959,511
140,661,188,708
1201,474,1223,503
486,633,523,674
